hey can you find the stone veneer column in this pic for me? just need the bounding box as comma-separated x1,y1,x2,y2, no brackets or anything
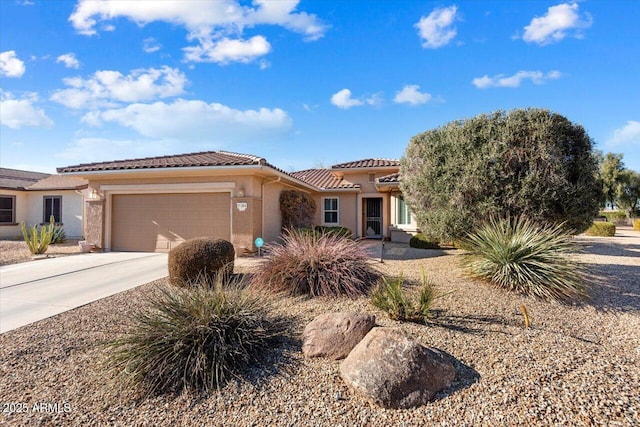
85,199,104,249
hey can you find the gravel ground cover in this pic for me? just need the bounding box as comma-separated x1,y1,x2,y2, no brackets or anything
1,229,639,426
0,240,82,266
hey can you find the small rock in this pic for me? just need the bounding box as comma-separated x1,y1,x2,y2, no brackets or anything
302,312,375,360
340,327,456,409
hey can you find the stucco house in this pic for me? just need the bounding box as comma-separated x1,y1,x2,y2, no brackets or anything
0,168,89,240
57,151,419,254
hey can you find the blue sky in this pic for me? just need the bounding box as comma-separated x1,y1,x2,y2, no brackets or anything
1,0,639,173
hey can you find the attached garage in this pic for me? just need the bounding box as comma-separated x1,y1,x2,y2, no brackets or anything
110,193,231,252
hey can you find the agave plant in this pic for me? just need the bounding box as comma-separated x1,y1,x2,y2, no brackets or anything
459,216,587,301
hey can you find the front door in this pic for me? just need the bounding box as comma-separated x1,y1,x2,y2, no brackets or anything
363,198,383,238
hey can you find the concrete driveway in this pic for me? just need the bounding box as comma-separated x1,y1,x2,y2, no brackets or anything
0,252,168,333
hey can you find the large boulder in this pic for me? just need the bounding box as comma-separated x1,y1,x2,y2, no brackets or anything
340,327,456,409
168,238,235,287
302,312,375,360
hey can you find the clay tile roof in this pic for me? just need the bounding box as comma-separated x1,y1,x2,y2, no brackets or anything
377,172,400,183
0,168,50,190
331,158,400,169
27,175,88,190
57,150,269,173
290,169,360,190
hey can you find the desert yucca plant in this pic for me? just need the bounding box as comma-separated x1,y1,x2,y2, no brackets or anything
103,279,288,396
20,217,55,255
459,216,587,301
250,229,380,297
371,269,442,323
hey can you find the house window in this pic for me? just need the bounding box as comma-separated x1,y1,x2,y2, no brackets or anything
43,196,62,223
0,196,15,224
397,195,411,225
323,197,339,224
368,173,376,183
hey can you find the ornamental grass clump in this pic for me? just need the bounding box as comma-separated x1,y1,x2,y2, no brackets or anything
103,278,288,396
371,269,441,323
250,229,380,297
460,216,587,301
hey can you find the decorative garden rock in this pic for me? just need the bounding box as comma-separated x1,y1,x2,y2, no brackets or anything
302,312,375,360
340,327,456,409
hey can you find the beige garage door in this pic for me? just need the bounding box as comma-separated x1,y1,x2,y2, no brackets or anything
111,193,231,252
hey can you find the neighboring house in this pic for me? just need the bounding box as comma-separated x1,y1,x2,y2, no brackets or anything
57,151,419,253
0,168,88,240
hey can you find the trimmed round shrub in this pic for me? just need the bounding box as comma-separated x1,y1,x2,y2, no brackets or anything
250,229,381,297
168,238,235,287
460,216,587,301
409,233,440,249
104,283,288,395
401,109,602,242
634,219,640,231
584,222,616,237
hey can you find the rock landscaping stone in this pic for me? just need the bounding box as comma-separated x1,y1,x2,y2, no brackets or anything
340,327,456,409
302,312,375,360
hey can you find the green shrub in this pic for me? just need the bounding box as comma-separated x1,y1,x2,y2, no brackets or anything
168,238,235,287
314,225,352,238
585,222,616,237
280,190,316,230
634,219,640,231
460,216,587,301
250,229,380,297
370,270,441,323
409,233,440,249
103,280,287,396
20,220,54,255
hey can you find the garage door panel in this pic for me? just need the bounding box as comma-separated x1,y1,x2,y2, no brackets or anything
111,193,230,252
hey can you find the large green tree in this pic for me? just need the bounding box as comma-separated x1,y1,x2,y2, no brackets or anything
600,152,626,209
616,170,640,216
400,109,602,241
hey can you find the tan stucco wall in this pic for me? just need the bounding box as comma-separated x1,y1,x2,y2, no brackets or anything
81,172,308,253
310,192,358,236
26,190,86,239
0,190,28,239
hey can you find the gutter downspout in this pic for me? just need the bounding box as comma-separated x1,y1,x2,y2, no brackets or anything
261,177,282,240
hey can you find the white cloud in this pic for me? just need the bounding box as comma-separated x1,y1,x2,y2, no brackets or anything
183,36,271,64
415,6,458,49
50,66,188,109
472,70,562,88
143,37,162,53
81,99,292,142
0,50,26,77
607,121,640,146
0,91,54,129
394,85,432,105
68,0,327,64
522,2,592,45
56,52,81,69
331,89,364,109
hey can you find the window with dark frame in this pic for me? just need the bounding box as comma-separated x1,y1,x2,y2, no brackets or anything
43,196,62,223
323,197,339,224
0,196,15,224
